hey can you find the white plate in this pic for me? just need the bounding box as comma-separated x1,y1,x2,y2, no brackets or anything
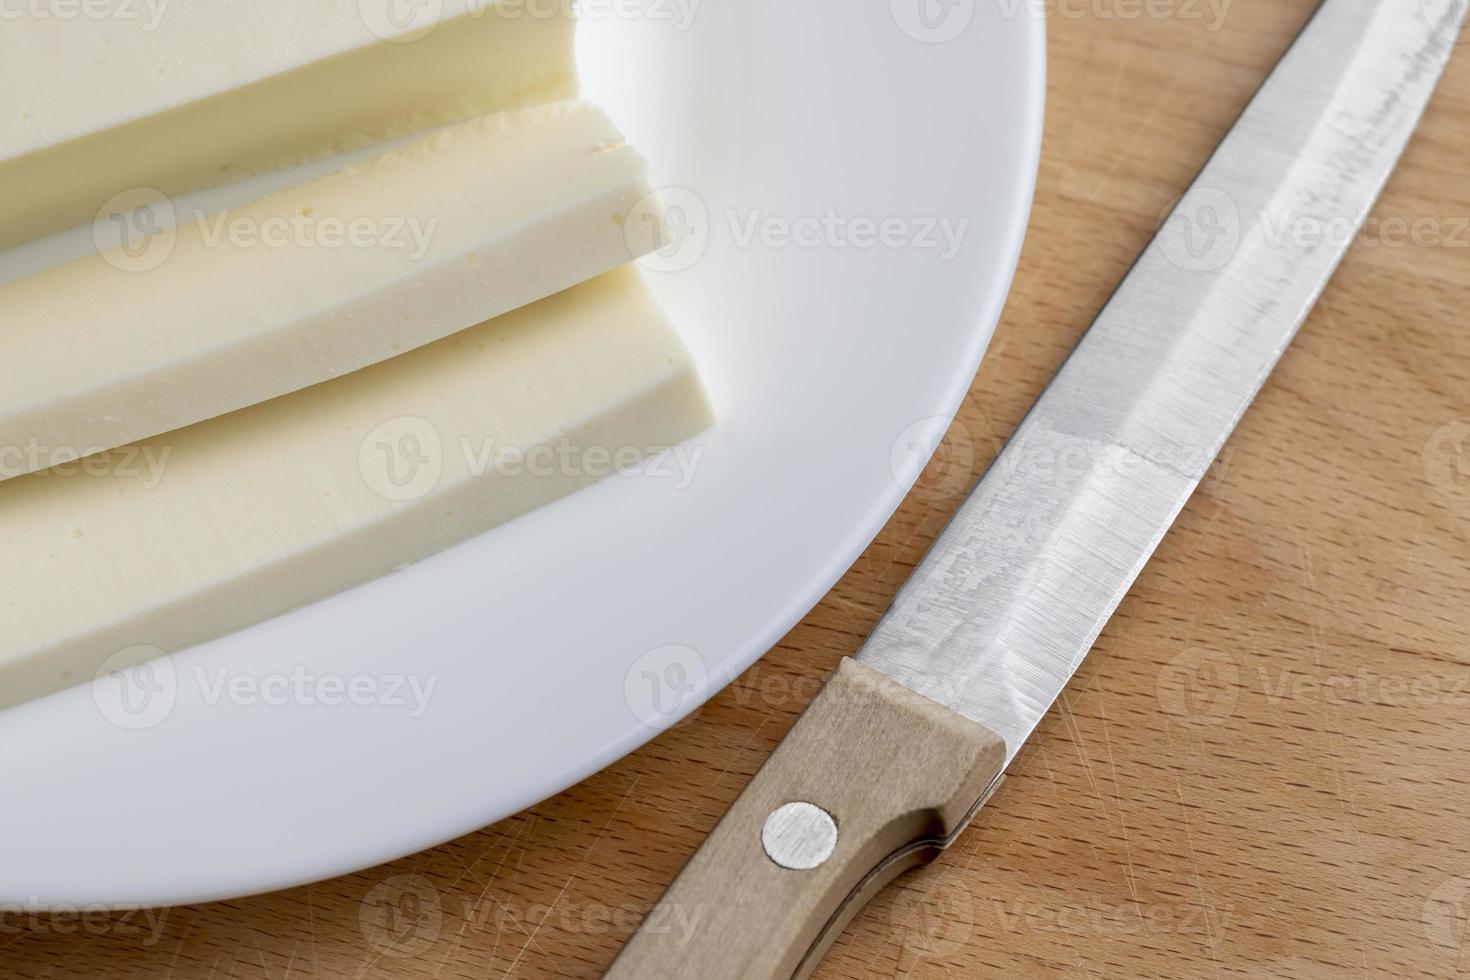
0,0,1043,906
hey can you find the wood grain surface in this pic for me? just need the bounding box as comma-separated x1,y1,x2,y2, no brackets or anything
7,2,1470,977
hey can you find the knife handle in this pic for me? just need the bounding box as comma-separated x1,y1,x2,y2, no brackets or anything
606,658,1006,980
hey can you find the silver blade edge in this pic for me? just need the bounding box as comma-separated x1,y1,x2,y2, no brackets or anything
857,0,1465,767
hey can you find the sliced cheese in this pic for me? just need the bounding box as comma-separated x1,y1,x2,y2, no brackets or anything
0,100,667,481
0,268,712,710
0,0,576,248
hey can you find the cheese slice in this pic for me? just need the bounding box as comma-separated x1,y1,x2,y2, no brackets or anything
0,101,667,481
0,268,712,710
0,0,576,248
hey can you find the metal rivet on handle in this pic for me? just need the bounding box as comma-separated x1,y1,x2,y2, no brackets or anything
762,802,838,870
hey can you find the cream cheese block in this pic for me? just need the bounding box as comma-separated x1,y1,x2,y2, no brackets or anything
0,100,667,481
0,268,712,710
0,0,575,248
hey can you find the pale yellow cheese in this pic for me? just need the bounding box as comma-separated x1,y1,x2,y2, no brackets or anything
0,0,576,248
0,268,713,709
0,101,667,481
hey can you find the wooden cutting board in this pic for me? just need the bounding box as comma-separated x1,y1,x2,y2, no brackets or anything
8,3,1469,977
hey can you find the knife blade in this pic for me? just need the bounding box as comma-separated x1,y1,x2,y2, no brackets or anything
857,0,1465,765
609,3,1464,977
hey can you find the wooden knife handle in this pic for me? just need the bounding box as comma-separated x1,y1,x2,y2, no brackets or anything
605,658,1007,980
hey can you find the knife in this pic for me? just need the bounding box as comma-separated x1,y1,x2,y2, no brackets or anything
608,2,1465,977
